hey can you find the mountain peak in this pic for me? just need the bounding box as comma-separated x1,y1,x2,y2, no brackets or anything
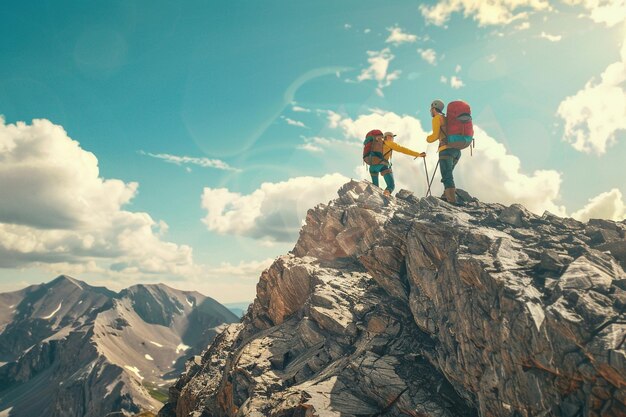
0,276,237,417
160,180,626,417
48,274,86,290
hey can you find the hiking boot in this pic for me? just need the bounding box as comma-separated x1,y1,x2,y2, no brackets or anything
444,188,456,204
383,189,391,197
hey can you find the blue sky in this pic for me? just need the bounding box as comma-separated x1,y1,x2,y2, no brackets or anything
1,0,625,302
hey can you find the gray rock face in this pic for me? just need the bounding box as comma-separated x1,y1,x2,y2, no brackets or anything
160,181,626,417
0,276,238,417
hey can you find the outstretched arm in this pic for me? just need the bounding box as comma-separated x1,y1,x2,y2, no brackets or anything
386,141,425,158
426,115,442,143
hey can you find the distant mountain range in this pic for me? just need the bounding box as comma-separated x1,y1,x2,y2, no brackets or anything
0,275,238,417
223,302,252,318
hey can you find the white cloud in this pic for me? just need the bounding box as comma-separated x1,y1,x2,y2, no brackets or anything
540,31,562,41
455,64,462,73
327,111,566,216
197,257,280,302
284,117,307,128
298,143,323,153
364,28,371,34
140,151,240,172
420,0,550,26
357,48,402,94
572,188,626,222
557,35,626,154
456,126,566,215
386,27,418,45
562,0,626,27
208,258,274,280
440,74,465,88
344,23,352,29
298,136,360,154
418,48,438,65
450,75,465,88
292,105,311,113
0,117,197,276
420,0,624,28
48,256,278,304
201,174,349,242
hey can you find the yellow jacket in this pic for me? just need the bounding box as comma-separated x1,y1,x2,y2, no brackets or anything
383,139,423,161
426,113,448,152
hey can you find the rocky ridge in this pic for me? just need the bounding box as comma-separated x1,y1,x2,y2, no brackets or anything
160,181,626,417
0,277,238,417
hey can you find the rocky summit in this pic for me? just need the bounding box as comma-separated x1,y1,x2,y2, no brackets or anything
160,180,626,417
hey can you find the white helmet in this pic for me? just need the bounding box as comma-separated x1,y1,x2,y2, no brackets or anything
431,99,445,112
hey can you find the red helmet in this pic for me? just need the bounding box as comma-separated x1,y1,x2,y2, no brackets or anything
366,129,383,138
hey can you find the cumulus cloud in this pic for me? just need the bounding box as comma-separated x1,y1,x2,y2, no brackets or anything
456,126,566,215
0,117,197,276
140,151,240,172
572,188,626,222
418,48,438,65
327,111,566,216
49,256,277,304
357,48,402,95
386,27,418,45
208,258,274,280
450,75,465,88
557,35,626,154
195,257,278,302
540,31,562,41
420,0,549,26
201,173,349,242
563,0,626,27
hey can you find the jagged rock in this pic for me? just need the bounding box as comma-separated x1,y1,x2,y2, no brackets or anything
498,203,533,227
161,180,626,417
599,240,626,269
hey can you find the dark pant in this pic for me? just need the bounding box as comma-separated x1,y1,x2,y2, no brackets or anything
370,164,395,192
439,148,461,189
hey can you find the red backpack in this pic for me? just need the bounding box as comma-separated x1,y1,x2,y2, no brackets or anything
362,129,387,165
445,100,474,150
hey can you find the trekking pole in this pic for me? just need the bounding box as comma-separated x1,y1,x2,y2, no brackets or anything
423,158,431,197
427,160,440,196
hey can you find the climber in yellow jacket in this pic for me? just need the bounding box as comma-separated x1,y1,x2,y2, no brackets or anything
426,99,461,204
364,130,425,197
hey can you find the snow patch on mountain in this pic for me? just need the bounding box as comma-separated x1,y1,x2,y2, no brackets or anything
42,302,62,319
175,343,190,354
125,365,144,380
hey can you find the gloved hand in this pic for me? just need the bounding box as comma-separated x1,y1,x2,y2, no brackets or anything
418,152,426,158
